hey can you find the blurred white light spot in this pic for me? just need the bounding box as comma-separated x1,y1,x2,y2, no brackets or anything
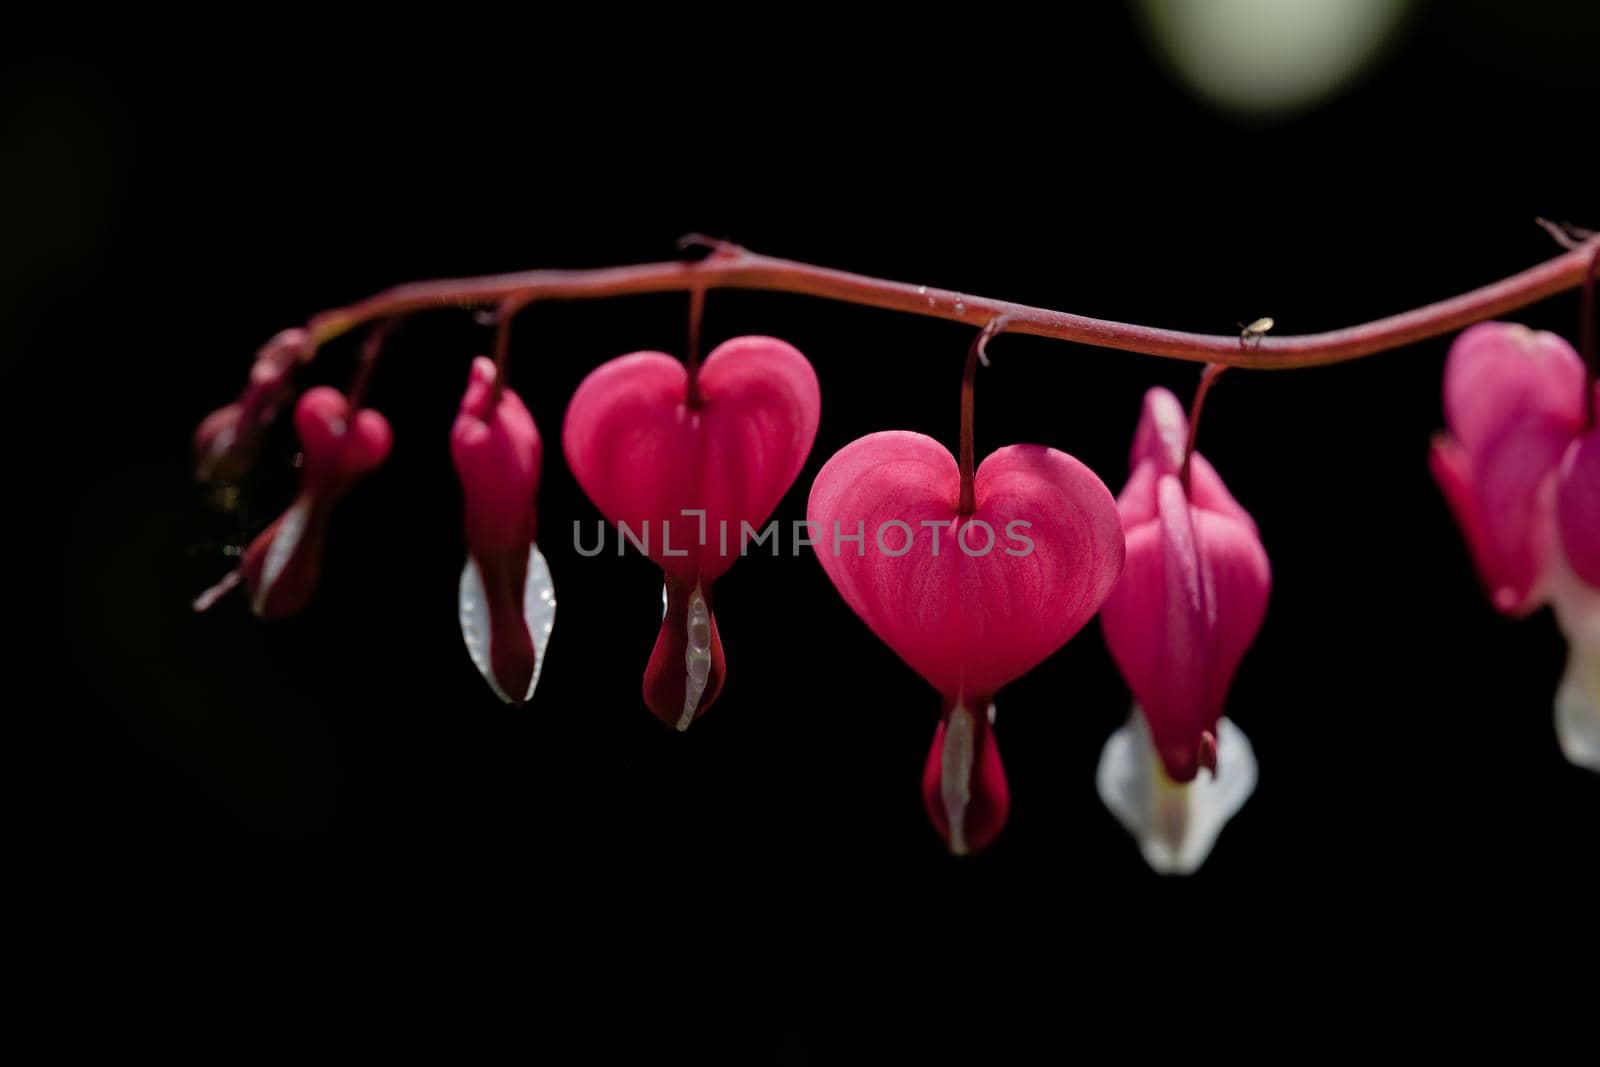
1137,0,1411,117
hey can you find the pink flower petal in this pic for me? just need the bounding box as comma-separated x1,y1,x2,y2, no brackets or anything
563,337,820,586
239,388,392,619
1117,389,1254,532
1100,473,1270,782
1443,322,1586,457
452,356,544,555
1466,413,1569,614
1430,434,1511,609
1558,427,1600,591
1130,386,1188,475
807,431,1124,701
293,387,392,494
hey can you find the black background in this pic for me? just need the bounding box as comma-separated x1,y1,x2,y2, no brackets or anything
12,2,1598,1046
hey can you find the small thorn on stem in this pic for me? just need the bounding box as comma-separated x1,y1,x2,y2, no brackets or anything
1535,217,1597,251
675,233,744,260
958,316,1011,515
1181,363,1227,492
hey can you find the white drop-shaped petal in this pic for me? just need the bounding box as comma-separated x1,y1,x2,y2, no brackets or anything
1551,576,1600,773
458,542,557,705
1554,648,1600,772
1096,707,1256,875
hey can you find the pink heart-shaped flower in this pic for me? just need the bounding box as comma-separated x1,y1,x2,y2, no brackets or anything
808,431,1124,700
240,387,392,618
563,336,821,728
808,430,1124,853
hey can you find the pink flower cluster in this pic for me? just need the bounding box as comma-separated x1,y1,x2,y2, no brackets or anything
194,318,1598,871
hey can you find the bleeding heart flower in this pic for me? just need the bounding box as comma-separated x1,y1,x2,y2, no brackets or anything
808,430,1125,855
194,328,308,485
452,357,553,705
1430,322,1599,771
195,385,392,618
1096,386,1271,874
563,336,820,729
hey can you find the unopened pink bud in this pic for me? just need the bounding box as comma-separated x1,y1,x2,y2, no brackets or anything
1100,388,1270,784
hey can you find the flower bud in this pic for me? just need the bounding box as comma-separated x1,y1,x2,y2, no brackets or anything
237,386,391,618
451,357,552,705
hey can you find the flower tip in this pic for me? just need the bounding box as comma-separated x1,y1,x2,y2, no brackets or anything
1197,730,1218,777
1132,386,1189,474
458,356,502,422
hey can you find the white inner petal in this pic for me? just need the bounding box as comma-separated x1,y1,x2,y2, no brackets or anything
1096,708,1257,875
940,703,976,857
458,542,557,705
1551,572,1600,774
1554,651,1600,773
522,543,557,701
677,584,712,731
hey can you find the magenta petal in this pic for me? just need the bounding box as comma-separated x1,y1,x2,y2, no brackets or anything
1130,387,1188,475
1467,413,1570,614
563,337,820,586
452,356,544,555
807,431,1124,700
239,388,392,618
1100,474,1270,782
1115,460,1161,529
293,387,393,496
1187,453,1256,531
1443,322,1586,456
1432,325,1587,615
1430,434,1512,611
1117,387,1252,532
1558,428,1600,590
